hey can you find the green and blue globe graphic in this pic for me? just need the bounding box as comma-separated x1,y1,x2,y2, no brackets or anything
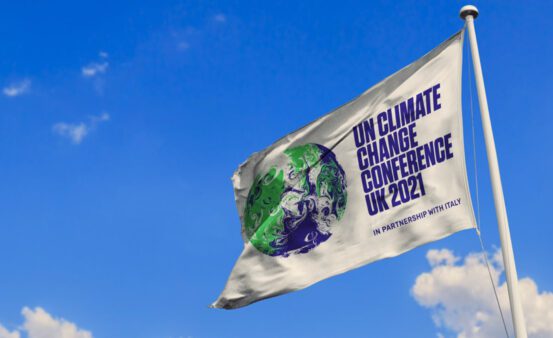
244,143,347,257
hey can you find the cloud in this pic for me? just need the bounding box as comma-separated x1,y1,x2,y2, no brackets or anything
53,112,110,144
213,13,226,23
81,52,109,95
0,324,20,338
3,79,31,97
412,248,553,338
52,122,88,144
22,307,92,338
427,248,460,267
82,52,109,77
0,307,91,338
81,62,108,77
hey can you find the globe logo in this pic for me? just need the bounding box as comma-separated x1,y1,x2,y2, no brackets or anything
244,143,348,257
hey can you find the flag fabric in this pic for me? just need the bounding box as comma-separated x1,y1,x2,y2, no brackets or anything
212,30,475,309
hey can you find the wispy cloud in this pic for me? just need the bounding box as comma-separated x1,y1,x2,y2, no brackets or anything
412,248,553,338
3,79,31,97
82,51,110,77
82,52,110,95
0,307,92,338
213,13,226,23
81,62,108,77
53,112,110,144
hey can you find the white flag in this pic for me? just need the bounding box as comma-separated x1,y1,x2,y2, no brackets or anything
213,30,475,309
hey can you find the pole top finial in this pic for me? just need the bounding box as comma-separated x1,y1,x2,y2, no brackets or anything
460,5,479,20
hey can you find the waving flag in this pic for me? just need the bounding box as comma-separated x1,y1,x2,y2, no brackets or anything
212,30,475,309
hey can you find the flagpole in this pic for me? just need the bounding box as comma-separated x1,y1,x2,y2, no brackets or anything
460,5,527,338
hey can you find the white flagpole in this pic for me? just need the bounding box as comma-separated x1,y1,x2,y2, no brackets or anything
460,5,527,338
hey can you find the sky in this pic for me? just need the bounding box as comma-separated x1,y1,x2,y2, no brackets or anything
0,1,552,337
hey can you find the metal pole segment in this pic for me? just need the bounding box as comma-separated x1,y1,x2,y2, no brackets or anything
459,5,527,338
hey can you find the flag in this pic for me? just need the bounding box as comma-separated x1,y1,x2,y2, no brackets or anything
212,30,475,309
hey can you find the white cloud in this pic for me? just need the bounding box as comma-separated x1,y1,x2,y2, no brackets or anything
89,112,110,124
213,13,226,23
412,248,553,338
82,52,109,95
3,79,31,97
52,122,88,144
53,112,110,144
81,62,108,77
22,307,92,338
0,324,20,338
0,307,91,338
427,248,460,267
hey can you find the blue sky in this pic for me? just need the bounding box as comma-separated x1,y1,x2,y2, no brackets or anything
0,1,552,337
